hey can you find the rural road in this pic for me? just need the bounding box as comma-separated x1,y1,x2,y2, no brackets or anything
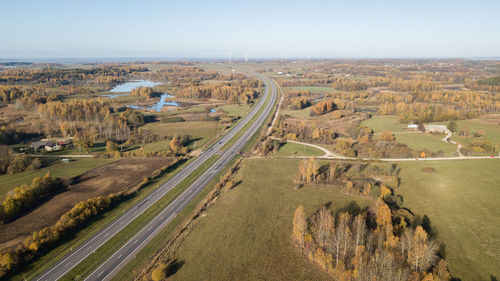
272,139,498,162
33,74,277,281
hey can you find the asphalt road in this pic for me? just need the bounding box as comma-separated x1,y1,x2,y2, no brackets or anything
33,75,277,281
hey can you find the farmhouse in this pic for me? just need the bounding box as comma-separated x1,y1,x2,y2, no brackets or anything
424,124,449,133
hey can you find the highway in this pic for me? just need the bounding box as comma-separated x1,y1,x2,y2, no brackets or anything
33,74,277,281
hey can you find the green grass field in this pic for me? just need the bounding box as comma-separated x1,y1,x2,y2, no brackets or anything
361,115,407,133
276,142,325,157
397,160,500,281
442,119,500,147
142,121,219,147
395,133,457,156
0,158,114,200
362,116,458,155
288,86,337,93
168,158,372,281
217,104,251,118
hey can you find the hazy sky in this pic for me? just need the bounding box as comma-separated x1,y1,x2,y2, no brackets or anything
1,0,499,59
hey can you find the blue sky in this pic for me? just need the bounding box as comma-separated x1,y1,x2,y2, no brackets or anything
1,0,499,58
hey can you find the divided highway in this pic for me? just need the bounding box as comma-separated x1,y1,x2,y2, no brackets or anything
33,75,277,281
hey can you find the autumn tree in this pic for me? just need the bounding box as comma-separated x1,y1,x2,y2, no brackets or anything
292,205,307,250
151,262,167,281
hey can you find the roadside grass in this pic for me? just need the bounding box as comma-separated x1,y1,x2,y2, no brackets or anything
217,104,251,118
276,142,325,157
12,157,194,281
397,160,500,281
288,86,337,93
167,158,372,281
395,133,457,156
58,155,221,281
361,115,408,133
0,158,114,199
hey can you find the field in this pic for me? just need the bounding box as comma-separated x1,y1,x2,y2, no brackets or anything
397,159,500,281
217,104,251,118
141,121,219,146
275,142,325,156
395,133,457,156
444,118,500,147
361,115,408,133
0,158,114,199
0,158,173,252
168,158,372,280
288,86,337,93
362,115,458,155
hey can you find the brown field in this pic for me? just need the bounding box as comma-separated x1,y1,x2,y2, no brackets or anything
0,157,172,251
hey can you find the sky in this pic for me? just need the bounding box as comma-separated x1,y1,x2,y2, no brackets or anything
1,0,499,59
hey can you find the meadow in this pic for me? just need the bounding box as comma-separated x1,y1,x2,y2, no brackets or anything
141,121,219,147
168,158,372,280
397,159,500,281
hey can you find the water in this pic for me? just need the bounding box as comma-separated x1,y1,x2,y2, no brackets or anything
127,93,178,112
210,108,216,113
109,80,162,93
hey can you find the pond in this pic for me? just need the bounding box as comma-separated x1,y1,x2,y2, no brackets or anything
109,80,163,93
127,93,178,112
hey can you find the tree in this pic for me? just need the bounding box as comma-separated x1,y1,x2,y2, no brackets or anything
447,121,457,132
105,140,118,153
380,130,395,142
312,206,334,248
293,205,307,250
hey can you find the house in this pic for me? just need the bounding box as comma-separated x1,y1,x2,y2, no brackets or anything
424,124,449,134
407,124,418,129
30,140,51,150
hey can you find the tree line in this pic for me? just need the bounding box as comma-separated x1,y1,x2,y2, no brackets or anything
0,150,41,175
0,65,148,85
0,172,65,223
176,79,261,104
